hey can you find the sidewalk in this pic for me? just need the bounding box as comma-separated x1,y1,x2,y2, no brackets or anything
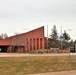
0,53,71,57
27,70,76,75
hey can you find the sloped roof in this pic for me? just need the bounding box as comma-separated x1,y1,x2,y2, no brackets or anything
0,39,10,46
0,26,44,46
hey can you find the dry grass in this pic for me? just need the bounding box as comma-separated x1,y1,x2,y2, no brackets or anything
0,55,76,75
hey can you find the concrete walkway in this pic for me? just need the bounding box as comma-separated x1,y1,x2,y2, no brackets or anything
0,53,74,57
27,70,76,75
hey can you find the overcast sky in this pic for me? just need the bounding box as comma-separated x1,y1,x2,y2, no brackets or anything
0,0,76,40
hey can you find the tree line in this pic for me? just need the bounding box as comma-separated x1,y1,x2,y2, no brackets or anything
48,25,76,49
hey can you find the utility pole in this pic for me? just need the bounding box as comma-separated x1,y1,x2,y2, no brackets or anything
61,26,62,50
47,25,48,53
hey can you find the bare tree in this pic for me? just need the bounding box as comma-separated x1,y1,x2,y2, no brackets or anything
0,33,8,39
3,33,8,39
0,34,3,40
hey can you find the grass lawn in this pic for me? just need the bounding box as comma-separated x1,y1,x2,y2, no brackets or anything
0,55,76,75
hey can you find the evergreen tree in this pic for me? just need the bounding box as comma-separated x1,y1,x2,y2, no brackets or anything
50,25,58,40
74,39,76,44
49,25,59,48
69,39,74,45
63,30,71,41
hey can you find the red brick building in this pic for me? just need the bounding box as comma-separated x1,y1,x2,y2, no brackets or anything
0,26,47,53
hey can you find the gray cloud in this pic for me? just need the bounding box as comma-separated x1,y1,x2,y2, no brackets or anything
0,0,76,39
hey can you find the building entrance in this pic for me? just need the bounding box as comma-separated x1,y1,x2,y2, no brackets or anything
0,46,8,52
